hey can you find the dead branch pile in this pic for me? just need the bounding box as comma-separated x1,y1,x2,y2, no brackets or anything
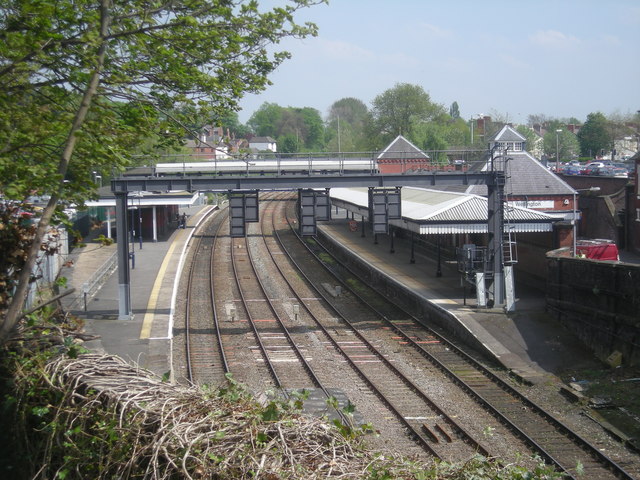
39,353,414,479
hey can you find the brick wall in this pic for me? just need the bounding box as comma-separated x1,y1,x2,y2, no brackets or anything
546,252,640,366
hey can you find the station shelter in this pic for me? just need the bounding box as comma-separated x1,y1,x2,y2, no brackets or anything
85,187,201,242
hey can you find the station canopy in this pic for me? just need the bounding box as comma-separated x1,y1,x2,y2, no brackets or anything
85,188,200,208
329,187,558,235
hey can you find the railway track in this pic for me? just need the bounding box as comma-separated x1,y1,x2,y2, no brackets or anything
274,195,637,479
182,195,349,423
178,194,638,476
182,208,228,385
258,193,500,463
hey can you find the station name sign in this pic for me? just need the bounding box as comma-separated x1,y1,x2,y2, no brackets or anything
509,200,554,209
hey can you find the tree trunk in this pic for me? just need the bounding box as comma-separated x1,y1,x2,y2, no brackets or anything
0,0,112,344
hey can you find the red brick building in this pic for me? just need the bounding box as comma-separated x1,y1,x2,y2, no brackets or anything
376,135,434,174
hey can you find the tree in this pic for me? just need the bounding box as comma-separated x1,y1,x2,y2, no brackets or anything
526,114,550,127
296,107,324,150
248,103,324,151
327,97,369,127
278,133,300,154
215,111,253,139
326,97,371,152
371,83,445,145
577,112,612,158
0,0,324,343
248,102,285,137
543,129,580,163
410,120,448,162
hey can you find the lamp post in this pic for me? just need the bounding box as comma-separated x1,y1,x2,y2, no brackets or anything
555,129,562,173
572,187,601,256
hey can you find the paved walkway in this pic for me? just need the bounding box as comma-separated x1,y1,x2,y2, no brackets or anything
61,204,216,377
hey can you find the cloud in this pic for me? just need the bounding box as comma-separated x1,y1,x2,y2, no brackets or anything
599,34,621,46
314,38,375,62
379,52,421,69
622,6,640,25
498,54,531,71
417,22,453,39
528,30,580,49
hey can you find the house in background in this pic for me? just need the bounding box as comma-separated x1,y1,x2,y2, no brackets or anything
418,124,578,287
435,125,576,223
376,135,432,174
249,136,277,153
184,125,249,160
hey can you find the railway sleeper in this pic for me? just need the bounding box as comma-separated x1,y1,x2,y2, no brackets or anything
421,423,440,443
434,423,454,443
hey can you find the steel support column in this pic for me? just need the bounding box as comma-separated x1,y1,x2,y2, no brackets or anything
115,192,133,320
486,171,505,306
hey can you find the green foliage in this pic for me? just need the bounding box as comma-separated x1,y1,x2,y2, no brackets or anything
279,132,301,154
0,0,323,203
0,333,565,479
543,128,580,162
261,401,282,421
371,83,447,146
217,372,252,403
248,102,285,137
515,125,539,153
93,234,114,247
410,118,450,162
326,97,372,152
577,112,613,158
248,103,325,151
0,201,37,316
0,0,325,341
449,101,460,119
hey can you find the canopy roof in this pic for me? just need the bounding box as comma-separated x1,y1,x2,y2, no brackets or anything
330,187,558,235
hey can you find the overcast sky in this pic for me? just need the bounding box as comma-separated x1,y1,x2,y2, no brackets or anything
237,0,640,125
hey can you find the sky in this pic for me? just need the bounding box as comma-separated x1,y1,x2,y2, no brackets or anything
237,0,640,125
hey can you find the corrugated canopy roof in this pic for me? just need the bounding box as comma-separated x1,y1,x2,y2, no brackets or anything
329,187,558,234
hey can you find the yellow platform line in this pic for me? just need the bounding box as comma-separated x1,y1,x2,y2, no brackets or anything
140,233,182,339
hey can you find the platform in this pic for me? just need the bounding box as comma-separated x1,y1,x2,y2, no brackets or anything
60,204,216,377
317,211,606,384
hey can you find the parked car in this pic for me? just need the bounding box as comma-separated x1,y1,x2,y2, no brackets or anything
591,166,628,177
562,165,582,175
582,162,605,175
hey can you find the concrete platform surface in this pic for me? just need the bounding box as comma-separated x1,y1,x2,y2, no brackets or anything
60,204,215,377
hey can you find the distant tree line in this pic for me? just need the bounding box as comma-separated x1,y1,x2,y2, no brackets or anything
214,83,639,162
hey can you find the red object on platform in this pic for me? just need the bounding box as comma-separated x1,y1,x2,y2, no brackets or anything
576,240,620,261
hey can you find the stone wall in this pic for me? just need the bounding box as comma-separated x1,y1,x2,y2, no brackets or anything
546,251,640,366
